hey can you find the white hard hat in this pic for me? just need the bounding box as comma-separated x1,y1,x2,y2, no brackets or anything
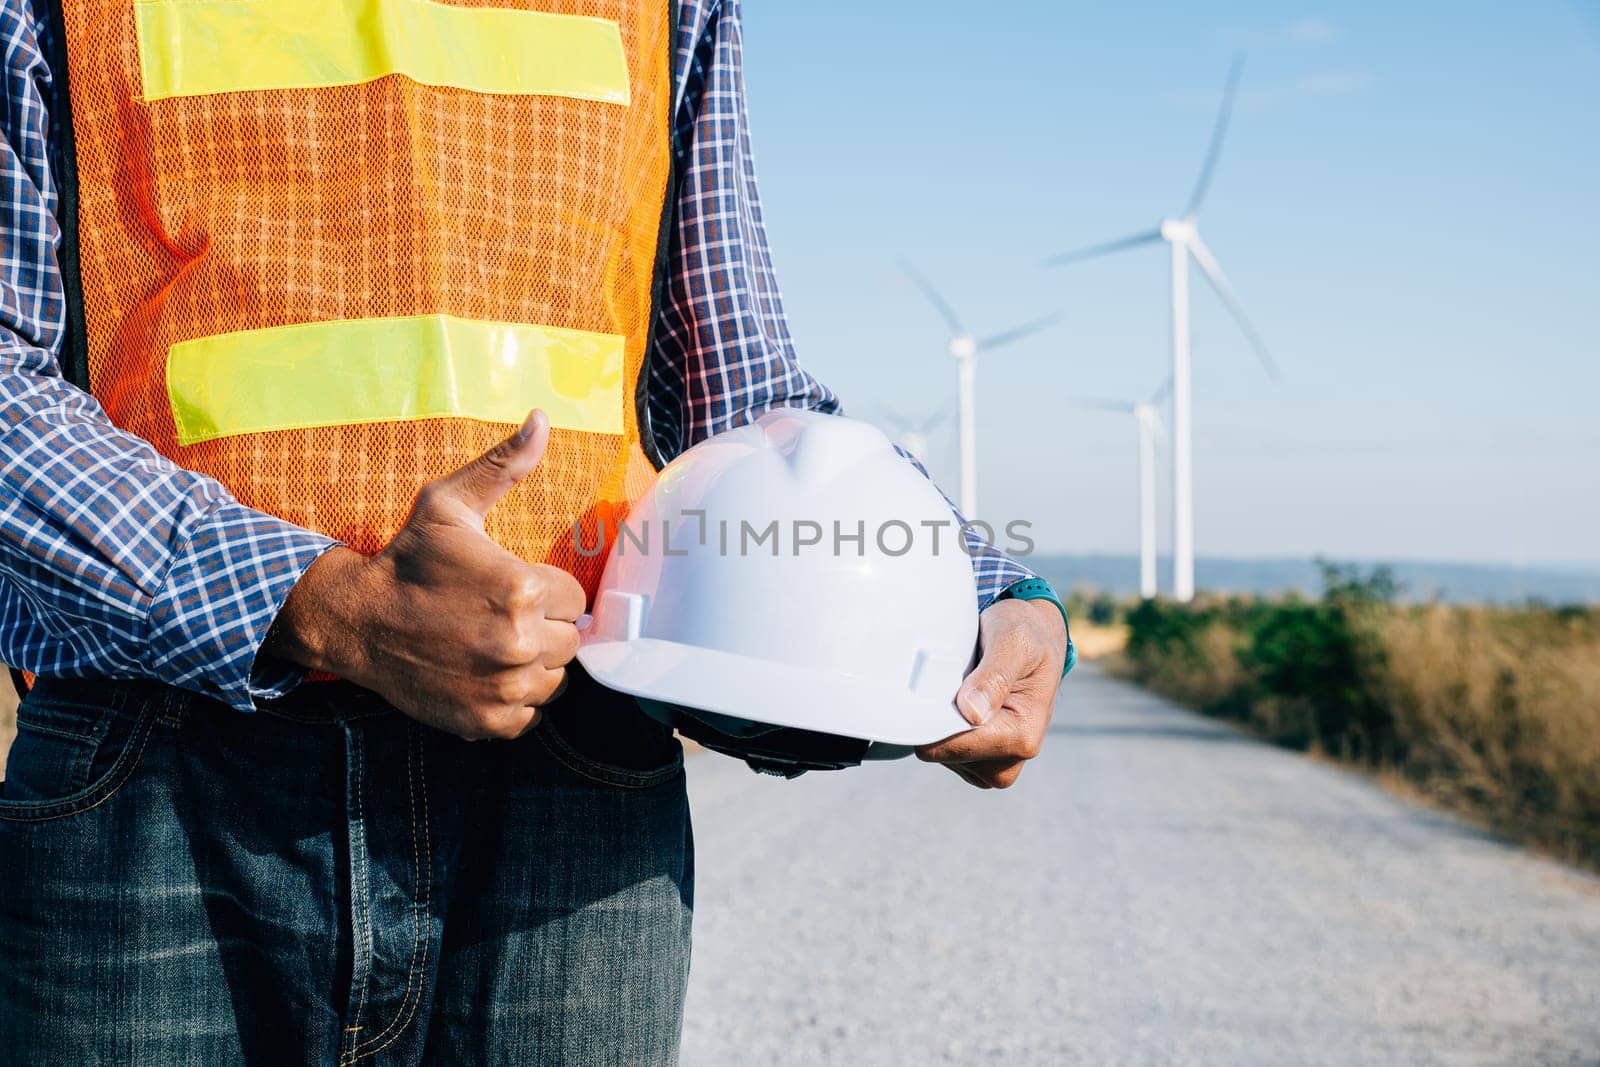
576,409,978,760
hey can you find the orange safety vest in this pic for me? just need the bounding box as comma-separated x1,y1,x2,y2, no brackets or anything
48,0,675,596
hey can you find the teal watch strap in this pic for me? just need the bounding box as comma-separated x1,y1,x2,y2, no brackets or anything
995,578,1077,677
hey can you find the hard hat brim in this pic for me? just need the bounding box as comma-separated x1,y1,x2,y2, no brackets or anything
576,635,975,748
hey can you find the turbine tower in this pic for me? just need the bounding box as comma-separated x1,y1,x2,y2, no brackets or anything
1044,56,1278,602
1070,380,1169,599
900,260,1061,518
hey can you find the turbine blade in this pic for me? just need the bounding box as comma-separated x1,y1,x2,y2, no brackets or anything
1184,54,1245,218
897,258,965,336
877,404,913,432
978,311,1063,352
1186,234,1281,381
1147,375,1174,407
919,407,954,434
1041,228,1164,269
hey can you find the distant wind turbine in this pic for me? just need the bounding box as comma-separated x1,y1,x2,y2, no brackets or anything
878,404,953,467
1071,379,1170,599
900,259,1062,518
1044,55,1279,602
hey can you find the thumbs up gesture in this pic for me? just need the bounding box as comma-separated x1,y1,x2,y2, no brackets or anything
266,411,588,740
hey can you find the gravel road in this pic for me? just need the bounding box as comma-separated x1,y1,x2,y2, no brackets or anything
680,664,1600,1066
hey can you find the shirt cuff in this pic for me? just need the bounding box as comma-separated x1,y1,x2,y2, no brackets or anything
143,500,339,712
967,541,1037,612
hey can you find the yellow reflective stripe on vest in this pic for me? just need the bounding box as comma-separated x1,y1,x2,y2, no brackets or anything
134,0,630,104
166,315,626,446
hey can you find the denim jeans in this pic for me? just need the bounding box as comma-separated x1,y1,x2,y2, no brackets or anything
0,666,693,1065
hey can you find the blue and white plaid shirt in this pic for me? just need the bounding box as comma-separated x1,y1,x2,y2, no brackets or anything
0,0,1035,712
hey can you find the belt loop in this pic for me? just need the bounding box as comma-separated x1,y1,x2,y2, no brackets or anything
154,681,190,728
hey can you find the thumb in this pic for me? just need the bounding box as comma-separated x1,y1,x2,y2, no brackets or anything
426,410,551,522
956,646,1015,728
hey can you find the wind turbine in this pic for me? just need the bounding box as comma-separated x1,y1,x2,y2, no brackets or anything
1044,56,1279,602
878,404,954,467
900,259,1062,518
1070,379,1170,599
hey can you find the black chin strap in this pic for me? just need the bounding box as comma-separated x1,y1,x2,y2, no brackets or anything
648,704,873,778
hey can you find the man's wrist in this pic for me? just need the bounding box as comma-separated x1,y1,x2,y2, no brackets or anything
263,546,374,677
1026,596,1069,656
994,578,1076,677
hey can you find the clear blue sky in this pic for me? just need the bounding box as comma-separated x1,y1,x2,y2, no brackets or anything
737,1,1600,568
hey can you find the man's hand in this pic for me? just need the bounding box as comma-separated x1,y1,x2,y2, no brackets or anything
265,410,586,740
916,597,1068,789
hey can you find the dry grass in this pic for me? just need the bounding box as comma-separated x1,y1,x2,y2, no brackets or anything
1371,606,1600,863
1122,597,1600,869
1120,618,1250,710
1069,621,1129,661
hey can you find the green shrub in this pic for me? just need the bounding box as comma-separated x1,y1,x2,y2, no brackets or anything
1086,593,1119,626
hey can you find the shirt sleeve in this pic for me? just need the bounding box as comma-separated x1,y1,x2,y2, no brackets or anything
0,2,337,711
649,0,1038,609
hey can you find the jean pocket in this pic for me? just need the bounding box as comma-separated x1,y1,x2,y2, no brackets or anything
525,664,685,789
0,678,162,821
534,717,684,790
